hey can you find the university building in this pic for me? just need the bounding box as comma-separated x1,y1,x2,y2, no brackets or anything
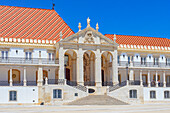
0,5,170,105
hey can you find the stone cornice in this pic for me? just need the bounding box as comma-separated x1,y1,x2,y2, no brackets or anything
118,48,170,55
0,42,55,50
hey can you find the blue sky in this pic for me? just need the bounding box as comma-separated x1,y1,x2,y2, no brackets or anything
1,0,170,39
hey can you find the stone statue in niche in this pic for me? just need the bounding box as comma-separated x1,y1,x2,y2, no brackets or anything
83,53,90,82
84,31,94,44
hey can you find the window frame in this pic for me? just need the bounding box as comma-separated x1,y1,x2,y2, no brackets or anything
150,90,156,99
25,52,32,60
164,91,170,99
129,90,137,99
53,89,62,99
1,51,8,59
9,90,17,101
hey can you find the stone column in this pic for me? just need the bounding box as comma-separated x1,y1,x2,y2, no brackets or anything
37,67,43,86
112,50,119,85
163,71,166,87
77,48,84,85
23,67,27,86
10,68,13,86
140,70,143,86
148,70,151,87
156,71,158,87
59,47,65,80
95,49,102,87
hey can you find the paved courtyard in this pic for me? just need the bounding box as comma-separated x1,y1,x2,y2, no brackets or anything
0,104,170,113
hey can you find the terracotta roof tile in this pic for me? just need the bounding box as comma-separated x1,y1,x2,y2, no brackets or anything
0,5,74,40
105,34,170,47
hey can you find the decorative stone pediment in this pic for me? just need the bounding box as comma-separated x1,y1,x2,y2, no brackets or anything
58,18,119,48
60,27,118,46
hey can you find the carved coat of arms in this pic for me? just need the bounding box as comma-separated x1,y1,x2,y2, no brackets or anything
84,31,95,44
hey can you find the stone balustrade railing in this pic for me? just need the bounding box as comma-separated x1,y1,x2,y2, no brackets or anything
0,57,59,64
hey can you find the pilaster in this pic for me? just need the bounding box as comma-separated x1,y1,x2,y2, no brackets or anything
140,70,143,86
10,68,13,86
23,67,27,86
129,69,134,81
163,71,166,87
37,67,43,86
59,47,65,79
156,71,158,87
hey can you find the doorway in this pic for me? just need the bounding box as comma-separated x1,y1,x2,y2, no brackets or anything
101,70,104,86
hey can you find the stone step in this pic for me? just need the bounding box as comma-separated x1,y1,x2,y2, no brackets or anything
66,95,128,105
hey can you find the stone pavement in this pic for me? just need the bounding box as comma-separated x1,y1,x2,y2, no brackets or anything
0,104,170,113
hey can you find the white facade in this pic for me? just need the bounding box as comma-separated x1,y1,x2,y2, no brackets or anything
0,18,169,105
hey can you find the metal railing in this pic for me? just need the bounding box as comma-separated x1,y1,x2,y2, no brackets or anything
102,82,113,86
84,81,95,86
48,79,65,85
0,81,9,86
0,57,59,64
27,81,37,86
129,80,140,85
66,81,77,86
13,81,24,86
66,80,87,92
108,81,127,92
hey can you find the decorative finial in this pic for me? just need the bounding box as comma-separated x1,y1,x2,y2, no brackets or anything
60,31,63,40
87,17,90,27
96,23,99,31
78,22,81,31
114,34,116,42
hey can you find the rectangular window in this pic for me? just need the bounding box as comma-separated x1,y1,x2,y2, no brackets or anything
166,58,170,66
1,51,8,59
167,76,170,84
164,91,170,99
9,91,17,101
49,53,54,61
25,52,32,60
154,58,158,65
53,89,62,99
128,56,130,64
129,90,137,98
150,91,156,99
141,57,146,65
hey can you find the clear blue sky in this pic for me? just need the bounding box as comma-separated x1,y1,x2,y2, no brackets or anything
1,0,170,39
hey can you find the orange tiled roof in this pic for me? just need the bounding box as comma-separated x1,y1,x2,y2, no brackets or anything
0,5,74,41
105,34,170,47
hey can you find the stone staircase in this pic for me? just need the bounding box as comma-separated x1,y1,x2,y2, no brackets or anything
66,95,128,105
